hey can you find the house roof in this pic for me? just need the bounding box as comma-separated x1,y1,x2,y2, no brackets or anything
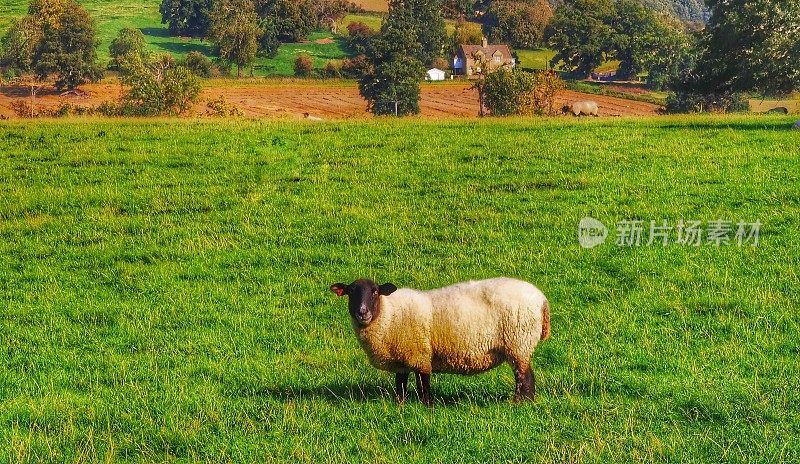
458,44,513,59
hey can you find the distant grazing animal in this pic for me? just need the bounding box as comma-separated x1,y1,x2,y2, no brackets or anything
330,278,551,405
793,120,800,130
303,112,322,121
767,107,789,114
563,100,599,116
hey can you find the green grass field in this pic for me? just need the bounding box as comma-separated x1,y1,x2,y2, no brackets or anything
1,116,799,462
516,48,557,71
2,0,351,77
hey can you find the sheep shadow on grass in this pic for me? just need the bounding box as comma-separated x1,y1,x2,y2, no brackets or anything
252,381,515,407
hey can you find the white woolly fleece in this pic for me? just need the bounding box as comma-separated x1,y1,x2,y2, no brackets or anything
351,278,549,375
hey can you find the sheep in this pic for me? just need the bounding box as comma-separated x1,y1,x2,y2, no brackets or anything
563,100,599,117
329,277,551,405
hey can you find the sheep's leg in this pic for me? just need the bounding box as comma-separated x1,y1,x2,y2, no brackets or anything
395,373,409,403
415,372,432,406
512,361,535,402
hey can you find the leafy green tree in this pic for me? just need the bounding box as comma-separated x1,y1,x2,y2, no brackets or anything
451,19,483,51
255,0,315,42
185,50,213,76
159,0,213,37
0,17,41,73
484,0,553,49
119,52,200,115
258,18,280,57
360,55,424,115
546,0,614,77
443,0,476,19
640,0,707,23
109,28,147,70
162,65,202,113
359,0,426,116
408,0,448,66
210,0,261,77
686,0,800,95
0,17,45,117
634,14,695,89
483,67,529,115
33,0,102,90
547,0,674,79
609,0,662,79
346,21,377,56
27,0,65,30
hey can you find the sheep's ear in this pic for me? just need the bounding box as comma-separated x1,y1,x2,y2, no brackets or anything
378,283,397,296
330,283,347,297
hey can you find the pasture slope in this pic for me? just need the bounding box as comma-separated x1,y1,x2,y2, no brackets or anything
1,116,799,463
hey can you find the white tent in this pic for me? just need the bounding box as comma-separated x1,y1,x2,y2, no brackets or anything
426,68,446,81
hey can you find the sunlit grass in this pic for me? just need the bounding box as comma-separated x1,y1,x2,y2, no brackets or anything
1,115,799,462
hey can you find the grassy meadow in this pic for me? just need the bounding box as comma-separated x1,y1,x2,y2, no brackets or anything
1,116,800,462
1,0,354,76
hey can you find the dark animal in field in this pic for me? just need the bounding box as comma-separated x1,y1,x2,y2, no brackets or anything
563,100,599,116
330,278,551,405
793,120,800,130
767,107,789,114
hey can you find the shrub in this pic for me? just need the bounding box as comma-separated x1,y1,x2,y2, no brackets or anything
431,57,450,71
184,51,213,77
322,60,342,78
485,0,552,49
10,99,35,118
109,28,147,70
96,101,123,116
484,69,565,116
525,70,565,115
294,54,314,76
120,53,201,115
665,92,749,113
346,21,376,56
162,66,201,114
484,68,527,115
160,0,212,37
9,100,86,118
206,95,244,116
341,54,370,78
451,20,483,51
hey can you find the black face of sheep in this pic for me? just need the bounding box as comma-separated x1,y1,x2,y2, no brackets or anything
330,279,397,326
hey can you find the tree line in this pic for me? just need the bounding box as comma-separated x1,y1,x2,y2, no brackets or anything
1,0,798,117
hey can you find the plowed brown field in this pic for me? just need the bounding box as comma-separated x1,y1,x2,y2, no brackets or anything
0,81,662,119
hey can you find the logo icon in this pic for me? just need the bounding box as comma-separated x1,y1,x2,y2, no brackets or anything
579,217,608,249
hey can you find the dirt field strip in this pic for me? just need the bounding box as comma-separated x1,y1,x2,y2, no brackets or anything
0,81,663,119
